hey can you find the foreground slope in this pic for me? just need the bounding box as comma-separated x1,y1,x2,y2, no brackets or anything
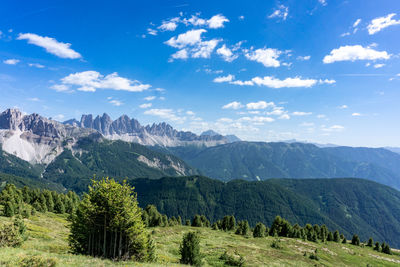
131,176,400,248
0,213,399,266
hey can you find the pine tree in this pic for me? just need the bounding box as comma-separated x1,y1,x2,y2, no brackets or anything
351,234,360,246
342,237,347,244
333,230,340,242
69,178,150,261
4,201,15,217
382,244,391,255
367,237,373,247
191,215,203,227
179,232,202,266
374,242,381,251
253,222,266,238
327,232,333,242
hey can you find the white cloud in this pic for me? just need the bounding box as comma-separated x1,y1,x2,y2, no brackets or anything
216,44,238,62
213,74,234,83
353,18,362,28
339,105,348,109
245,48,281,67
300,122,315,127
28,63,45,68
238,15,245,20
186,110,195,115
3,59,20,65
352,112,361,116
230,80,254,86
165,29,206,48
323,45,390,63
144,108,181,121
17,33,81,59
246,101,275,110
374,63,385,68
158,18,179,31
50,84,70,92
251,76,318,88
144,96,156,101
170,49,189,60
27,97,40,102
297,55,311,61
322,125,344,132
268,5,289,20
318,0,327,6
319,79,336,84
222,101,243,110
191,39,220,58
367,13,400,35
53,114,65,121
54,71,150,92
340,32,351,37
207,14,229,29
147,28,158,36
279,114,290,120
317,114,326,119
109,99,123,106
139,103,152,108
292,111,312,116
239,116,275,123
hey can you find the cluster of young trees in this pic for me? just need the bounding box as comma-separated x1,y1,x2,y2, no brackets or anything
0,183,79,217
68,178,156,262
0,215,27,248
364,237,392,255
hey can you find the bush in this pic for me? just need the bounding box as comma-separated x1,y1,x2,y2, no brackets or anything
271,239,282,249
219,250,245,266
16,255,57,267
235,221,250,236
179,232,202,266
0,223,23,248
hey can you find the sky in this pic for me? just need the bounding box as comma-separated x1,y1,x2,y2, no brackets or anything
0,0,399,147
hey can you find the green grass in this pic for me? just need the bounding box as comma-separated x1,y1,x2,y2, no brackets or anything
1,213,400,266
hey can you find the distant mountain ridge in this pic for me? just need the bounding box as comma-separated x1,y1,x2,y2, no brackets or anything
163,141,400,190
64,113,229,147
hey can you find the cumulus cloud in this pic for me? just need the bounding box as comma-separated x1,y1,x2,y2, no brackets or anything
352,112,361,116
139,103,152,108
251,76,318,88
222,101,243,110
183,14,229,29
323,45,390,63
246,101,275,110
165,29,206,48
191,39,220,58
245,48,281,67
213,74,234,83
239,116,274,123
318,0,327,6
367,13,400,35
170,49,189,60
17,33,81,59
216,44,238,62
3,59,20,65
292,111,312,116
268,5,289,20
147,28,158,36
52,71,150,92
158,18,179,31
144,108,180,121
374,63,385,68
108,99,123,106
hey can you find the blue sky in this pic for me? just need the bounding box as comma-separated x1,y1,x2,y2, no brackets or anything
0,0,399,147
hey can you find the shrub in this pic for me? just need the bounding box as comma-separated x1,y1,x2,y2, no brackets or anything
271,239,282,249
0,223,23,248
235,221,250,236
16,255,57,267
219,250,245,267
179,232,202,266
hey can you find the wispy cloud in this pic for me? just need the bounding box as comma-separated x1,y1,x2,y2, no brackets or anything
3,59,20,65
367,13,400,35
17,33,81,59
268,5,289,21
222,101,243,110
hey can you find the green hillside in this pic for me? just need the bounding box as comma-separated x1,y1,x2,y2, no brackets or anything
0,212,399,266
130,176,400,248
161,142,400,189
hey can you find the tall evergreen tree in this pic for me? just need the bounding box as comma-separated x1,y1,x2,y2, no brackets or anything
179,232,202,266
